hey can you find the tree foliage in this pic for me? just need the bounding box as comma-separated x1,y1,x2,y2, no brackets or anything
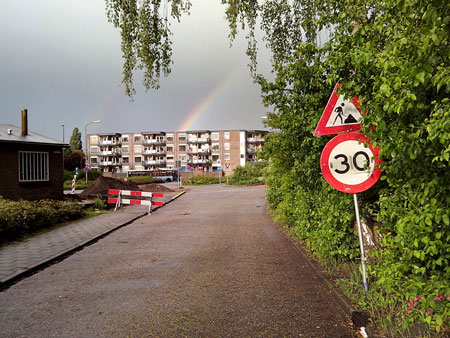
69,127,83,152
106,0,450,332
64,150,85,172
251,0,449,332
105,0,192,96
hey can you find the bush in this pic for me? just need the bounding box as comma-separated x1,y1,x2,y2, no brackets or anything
94,194,105,210
64,170,76,181
0,199,85,242
63,180,90,190
228,162,267,186
183,175,220,185
76,169,102,181
127,176,164,184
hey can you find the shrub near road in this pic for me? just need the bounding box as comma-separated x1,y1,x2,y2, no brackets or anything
257,0,450,334
228,162,267,186
0,199,84,243
183,176,220,186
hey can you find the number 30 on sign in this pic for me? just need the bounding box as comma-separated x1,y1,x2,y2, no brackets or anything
320,133,381,193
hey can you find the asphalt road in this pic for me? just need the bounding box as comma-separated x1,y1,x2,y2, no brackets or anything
0,184,354,337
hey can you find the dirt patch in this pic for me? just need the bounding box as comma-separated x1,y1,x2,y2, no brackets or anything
138,183,175,193
79,176,142,199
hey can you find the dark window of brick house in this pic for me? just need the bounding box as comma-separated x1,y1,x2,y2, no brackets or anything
19,151,49,182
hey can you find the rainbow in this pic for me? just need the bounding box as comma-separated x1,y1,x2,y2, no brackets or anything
177,64,245,131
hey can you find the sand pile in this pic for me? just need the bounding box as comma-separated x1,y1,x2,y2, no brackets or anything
138,183,175,193
79,176,141,199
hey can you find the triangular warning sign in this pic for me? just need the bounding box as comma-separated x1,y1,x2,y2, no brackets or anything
314,83,363,136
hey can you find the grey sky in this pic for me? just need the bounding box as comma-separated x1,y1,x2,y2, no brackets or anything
0,0,271,142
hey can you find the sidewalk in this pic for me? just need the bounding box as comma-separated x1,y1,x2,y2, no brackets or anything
0,191,185,287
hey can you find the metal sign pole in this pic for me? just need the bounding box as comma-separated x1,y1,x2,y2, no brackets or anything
353,193,368,293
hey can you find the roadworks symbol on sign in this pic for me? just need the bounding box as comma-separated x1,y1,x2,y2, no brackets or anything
314,83,363,136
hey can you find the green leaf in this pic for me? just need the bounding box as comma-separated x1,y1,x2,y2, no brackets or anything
415,72,425,84
442,214,449,225
380,83,392,97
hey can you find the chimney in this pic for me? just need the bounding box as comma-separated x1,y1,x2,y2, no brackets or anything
21,109,28,136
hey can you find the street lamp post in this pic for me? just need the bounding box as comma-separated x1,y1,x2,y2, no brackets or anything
85,120,101,171
61,124,65,143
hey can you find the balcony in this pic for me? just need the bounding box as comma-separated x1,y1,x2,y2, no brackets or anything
98,139,121,146
142,139,165,146
188,159,212,165
187,137,211,144
198,149,211,155
98,161,122,167
143,160,166,167
187,148,211,155
98,150,121,157
247,148,257,154
246,137,264,144
142,149,166,155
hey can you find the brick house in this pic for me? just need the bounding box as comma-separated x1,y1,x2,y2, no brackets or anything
0,110,68,201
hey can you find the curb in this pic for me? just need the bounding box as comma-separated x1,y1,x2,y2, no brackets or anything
280,227,354,317
290,240,354,315
0,190,186,291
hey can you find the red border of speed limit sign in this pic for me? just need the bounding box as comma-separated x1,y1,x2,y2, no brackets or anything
320,133,382,193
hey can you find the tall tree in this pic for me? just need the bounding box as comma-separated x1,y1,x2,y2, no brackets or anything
69,127,83,152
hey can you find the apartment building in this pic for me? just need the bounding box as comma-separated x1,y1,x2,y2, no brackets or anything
87,130,267,174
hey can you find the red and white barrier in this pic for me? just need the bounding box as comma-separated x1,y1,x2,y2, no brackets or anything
71,175,77,194
107,189,164,214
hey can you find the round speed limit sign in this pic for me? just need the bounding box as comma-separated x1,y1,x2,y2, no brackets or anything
320,133,381,193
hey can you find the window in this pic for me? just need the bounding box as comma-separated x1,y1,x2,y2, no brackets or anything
178,133,186,142
166,134,174,142
122,157,129,163
179,155,187,162
90,136,98,144
134,157,141,163
179,145,186,152
122,146,129,153
224,143,230,150
19,151,49,182
134,135,141,143
166,146,174,152
212,143,219,151
91,157,97,164
224,153,230,161
90,147,98,154
134,145,142,153
122,135,129,143
224,132,230,140
167,155,174,162
211,132,219,140
212,154,220,162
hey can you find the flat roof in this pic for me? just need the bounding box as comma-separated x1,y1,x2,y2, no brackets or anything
0,124,68,147
246,130,268,134
140,131,166,135
97,133,122,137
186,130,211,134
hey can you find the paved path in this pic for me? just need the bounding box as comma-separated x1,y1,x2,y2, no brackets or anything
0,185,354,337
0,191,181,285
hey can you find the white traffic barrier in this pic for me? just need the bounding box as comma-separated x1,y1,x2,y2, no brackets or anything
107,189,164,214
71,175,76,194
